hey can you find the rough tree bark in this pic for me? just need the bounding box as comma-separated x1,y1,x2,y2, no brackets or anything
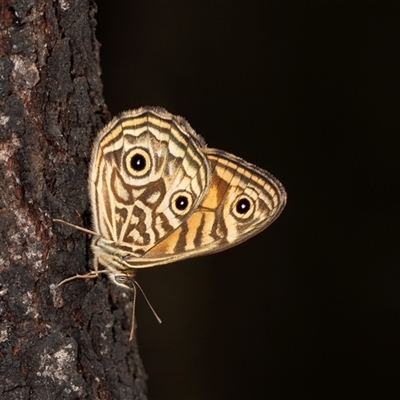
0,1,147,398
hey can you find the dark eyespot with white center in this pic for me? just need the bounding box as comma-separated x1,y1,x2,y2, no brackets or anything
171,191,193,216
125,147,151,177
231,195,255,220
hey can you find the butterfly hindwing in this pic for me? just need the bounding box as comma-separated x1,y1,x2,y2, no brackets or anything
140,148,286,265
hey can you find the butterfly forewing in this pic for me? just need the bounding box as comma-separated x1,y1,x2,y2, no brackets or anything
89,108,211,257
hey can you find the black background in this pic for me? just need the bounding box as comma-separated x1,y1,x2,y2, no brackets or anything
95,2,400,399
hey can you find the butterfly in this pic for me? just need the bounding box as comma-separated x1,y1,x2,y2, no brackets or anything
55,106,287,339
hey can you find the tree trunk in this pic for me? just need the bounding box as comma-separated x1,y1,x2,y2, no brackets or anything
0,1,147,398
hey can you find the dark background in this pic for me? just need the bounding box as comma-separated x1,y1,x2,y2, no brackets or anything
95,2,400,399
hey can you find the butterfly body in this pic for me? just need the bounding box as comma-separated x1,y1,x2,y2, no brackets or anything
56,106,286,338
87,107,286,275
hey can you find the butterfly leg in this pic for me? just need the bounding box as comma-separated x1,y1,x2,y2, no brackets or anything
53,219,98,236
57,268,109,286
58,272,95,286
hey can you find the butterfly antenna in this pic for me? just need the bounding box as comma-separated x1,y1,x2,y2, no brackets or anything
133,280,163,325
129,283,137,341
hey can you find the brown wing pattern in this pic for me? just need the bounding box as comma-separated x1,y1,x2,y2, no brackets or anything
89,107,211,256
135,148,287,266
